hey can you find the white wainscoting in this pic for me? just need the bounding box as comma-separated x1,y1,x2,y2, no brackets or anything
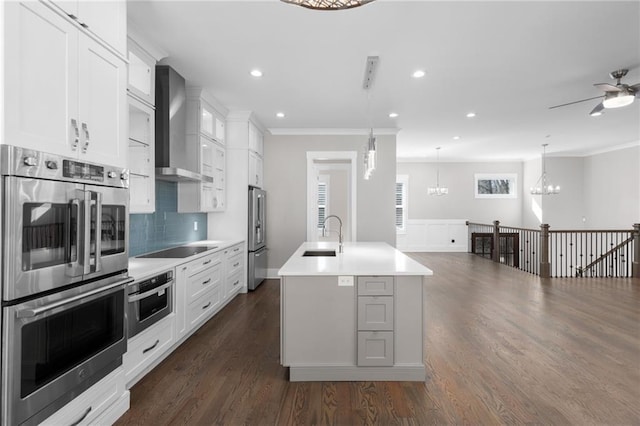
396,219,468,252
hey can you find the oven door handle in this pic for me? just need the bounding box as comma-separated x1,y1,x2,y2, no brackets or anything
94,191,102,273
128,281,173,303
16,281,125,319
81,189,92,275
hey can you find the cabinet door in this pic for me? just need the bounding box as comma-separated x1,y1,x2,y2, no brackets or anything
200,137,215,177
357,296,394,331
357,331,394,366
128,94,154,213
215,117,225,144
201,183,216,212
127,39,155,105
76,0,126,54
77,35,127,168
249,151,262,188
200,101,216,139
3,1,79,156
52,0,126,55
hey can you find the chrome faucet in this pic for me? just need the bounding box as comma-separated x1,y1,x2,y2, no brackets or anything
322,215,343,253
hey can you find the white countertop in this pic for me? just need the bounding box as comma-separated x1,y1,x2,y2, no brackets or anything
278,241,433,276
127,239,244,280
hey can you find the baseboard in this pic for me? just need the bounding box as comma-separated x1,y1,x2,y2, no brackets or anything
397,246,468,253
288,364,425,382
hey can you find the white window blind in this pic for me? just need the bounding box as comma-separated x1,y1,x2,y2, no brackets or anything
396,175,408,232
317,182,327,229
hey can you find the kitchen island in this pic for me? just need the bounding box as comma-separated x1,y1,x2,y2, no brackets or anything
278,242,433,381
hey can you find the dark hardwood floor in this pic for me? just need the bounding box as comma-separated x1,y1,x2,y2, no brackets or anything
116,253,640,425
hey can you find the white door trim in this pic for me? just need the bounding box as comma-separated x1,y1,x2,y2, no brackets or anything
306,151,357,242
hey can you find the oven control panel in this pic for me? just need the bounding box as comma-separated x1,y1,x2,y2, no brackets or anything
1,145,129,188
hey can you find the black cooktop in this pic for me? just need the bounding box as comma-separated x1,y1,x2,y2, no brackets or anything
137,245,218,259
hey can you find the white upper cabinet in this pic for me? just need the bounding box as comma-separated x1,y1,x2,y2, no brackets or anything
127,38,156,106
128,95,155,214
186,87,226,145
49,0,127,55
2,1,127,168
248,122,264,157
77,35,127,167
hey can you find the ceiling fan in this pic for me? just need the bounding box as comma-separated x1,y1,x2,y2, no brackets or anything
549,69,640,116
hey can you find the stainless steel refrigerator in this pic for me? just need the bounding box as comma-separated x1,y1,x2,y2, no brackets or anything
248,187,267,290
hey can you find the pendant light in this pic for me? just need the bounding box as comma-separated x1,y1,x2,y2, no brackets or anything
427,147,448,196
280,0,376,11
530,143,560,195
363,56,378,180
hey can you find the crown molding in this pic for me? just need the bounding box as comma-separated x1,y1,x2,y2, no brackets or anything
268,128,399,136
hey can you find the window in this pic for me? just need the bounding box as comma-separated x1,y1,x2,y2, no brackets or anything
474,173,517,199
396,175,408,232
317,180,328,229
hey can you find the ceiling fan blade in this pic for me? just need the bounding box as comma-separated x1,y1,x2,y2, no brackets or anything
630,83,640,97
589,103,604,116
594,83,621,92
548,95,603,109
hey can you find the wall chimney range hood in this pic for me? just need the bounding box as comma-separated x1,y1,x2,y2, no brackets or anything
155,65,212,183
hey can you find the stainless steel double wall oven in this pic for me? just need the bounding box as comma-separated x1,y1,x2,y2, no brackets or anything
1,146,131,425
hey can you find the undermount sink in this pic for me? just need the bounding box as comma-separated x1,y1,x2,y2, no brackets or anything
302,250,336,257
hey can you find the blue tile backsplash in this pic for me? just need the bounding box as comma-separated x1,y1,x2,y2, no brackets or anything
129,180,208,256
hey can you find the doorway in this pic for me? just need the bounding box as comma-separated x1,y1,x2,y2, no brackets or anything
306,151,357,242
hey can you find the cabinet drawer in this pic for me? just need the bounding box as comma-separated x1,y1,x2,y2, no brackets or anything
123,315,175,386
226,270,243,298
357,331,394,366
187,264,222,303
226,253,244,277
224,244,243,258
184,252,221,277
358,296,394,331
187,285,222,329
41,367,126,426
357,276,394,296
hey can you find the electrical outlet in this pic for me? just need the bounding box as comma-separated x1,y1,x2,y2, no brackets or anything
193,221,198,231
338,276,354,287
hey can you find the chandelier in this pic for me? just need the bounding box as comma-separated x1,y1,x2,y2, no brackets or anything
530,143,560,195
428,147,448,196
280,0,376,10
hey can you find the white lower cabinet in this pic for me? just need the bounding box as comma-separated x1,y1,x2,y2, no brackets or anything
123,314,176,387
357,276,394,366
40,367,128,426
187,284,223,329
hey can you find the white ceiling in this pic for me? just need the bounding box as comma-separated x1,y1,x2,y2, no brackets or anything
127,0,640,161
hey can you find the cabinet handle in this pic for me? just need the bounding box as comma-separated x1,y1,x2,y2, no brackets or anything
71,119,79,150
69,406,92,426
80,22,89,29
233,262,240,268
81,122,90,153
202,278,211,286
233,280,239,287
233,248,240,252
202,302,212,310
142,339,160,354
203,259,212,265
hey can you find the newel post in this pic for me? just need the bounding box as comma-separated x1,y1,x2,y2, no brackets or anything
540,223,550,278
632,223,640,279
492,220,500,263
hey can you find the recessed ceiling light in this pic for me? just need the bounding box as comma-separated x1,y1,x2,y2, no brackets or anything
389,112,399,118
276,112,285,118
452,136,460,140
412,70,426,78
466,112,476,118
250,69,263,77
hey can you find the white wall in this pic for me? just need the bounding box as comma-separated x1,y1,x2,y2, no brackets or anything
583,145,640,228
397,161,523,224
540,157,585,229
264,134,397,270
